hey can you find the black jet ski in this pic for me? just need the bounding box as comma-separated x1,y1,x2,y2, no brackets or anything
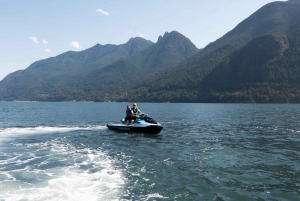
107,114,163,134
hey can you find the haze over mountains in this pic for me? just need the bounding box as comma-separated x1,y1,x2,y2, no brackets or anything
1,0,300,103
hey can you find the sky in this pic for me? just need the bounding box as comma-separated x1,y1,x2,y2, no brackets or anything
0,0,286,81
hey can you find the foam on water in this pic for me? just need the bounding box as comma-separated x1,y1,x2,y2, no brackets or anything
0,125,106,135
0,125,106,145
145,193,169,200
0,126,125,201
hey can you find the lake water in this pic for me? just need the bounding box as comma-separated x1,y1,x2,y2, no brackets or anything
0,102,299,201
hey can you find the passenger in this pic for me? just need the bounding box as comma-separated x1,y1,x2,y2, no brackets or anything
131,103,142,124
125,105,132,126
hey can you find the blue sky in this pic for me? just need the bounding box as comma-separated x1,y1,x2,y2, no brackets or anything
0,0,286,80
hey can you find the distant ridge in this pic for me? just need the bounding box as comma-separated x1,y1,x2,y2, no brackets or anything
2,37,153,82
0,31,199,101
132,0,300,103
1,0,300,103
0,37,154,100
52,31,199,101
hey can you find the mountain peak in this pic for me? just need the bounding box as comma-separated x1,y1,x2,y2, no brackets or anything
157,31,190,43
223,0,300,40
123,37,154,54
127,37,143,43
163,31,170,37
160,31,182,38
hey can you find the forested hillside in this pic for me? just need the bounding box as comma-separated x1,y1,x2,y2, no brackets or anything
43,31,199,101
198,31,300,103
0,37,154,100
125,0,300,103
1,0,300,103
0,31,199,101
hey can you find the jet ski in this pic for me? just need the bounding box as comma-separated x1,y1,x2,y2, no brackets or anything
107,114,163,134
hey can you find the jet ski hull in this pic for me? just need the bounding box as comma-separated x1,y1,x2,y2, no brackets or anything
106,123,163,134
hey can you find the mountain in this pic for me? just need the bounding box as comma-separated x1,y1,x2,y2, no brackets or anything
2,37,153,83
0,70,23,84
46,31,199,101
0,31,199,101
129,0,300,102
199,31,300,103
0,37,154,100
2,0,300,103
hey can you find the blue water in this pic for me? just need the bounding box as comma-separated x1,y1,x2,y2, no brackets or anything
0,102,299,200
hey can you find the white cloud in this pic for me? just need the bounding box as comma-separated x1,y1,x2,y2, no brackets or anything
96,9,109,16
42,39,48,44
29,37,39,43
70,41,81,49
139,34,145,38
44,49,53,53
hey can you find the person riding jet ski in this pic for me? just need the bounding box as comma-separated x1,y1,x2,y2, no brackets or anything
131,103,143,124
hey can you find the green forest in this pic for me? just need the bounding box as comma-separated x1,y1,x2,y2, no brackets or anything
1,0,300,103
